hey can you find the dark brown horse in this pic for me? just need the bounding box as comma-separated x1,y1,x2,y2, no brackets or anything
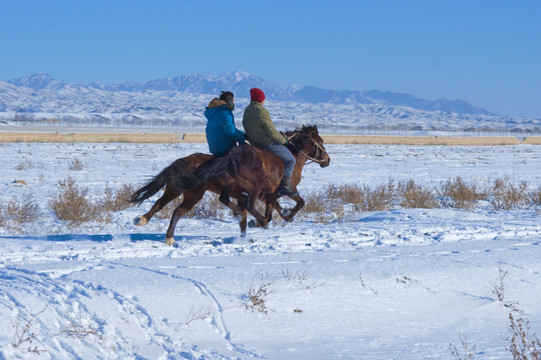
131,125,330,245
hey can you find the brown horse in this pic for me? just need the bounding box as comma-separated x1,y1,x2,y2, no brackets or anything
131,125,330,245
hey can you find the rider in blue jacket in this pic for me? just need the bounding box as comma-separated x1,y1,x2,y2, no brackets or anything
204,91,246,157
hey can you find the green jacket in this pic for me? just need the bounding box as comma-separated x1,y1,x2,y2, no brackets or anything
242,101,286,148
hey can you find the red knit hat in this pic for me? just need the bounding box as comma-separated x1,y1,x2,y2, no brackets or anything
250,88,266,103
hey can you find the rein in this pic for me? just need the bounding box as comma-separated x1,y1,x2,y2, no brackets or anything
287,130,328,164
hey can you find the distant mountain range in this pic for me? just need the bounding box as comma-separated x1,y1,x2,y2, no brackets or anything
7,71,492,115
1,72,539,134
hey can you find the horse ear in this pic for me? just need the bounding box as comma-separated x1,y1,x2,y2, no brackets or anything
313,125,318,132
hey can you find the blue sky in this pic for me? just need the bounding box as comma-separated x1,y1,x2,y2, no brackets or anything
1,0,540,117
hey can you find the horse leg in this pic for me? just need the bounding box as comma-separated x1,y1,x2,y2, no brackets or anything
278,193,305,222
218,187,243,217
134,184,181,226
239,206,248,237
164,189,204,245
245,187,268,229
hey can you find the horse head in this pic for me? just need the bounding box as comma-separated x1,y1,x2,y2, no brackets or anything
286,125,330,167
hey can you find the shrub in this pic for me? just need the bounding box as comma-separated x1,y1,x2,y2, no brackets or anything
0,193,39,231
505,313,541,360
68,158,84,171
439,177,486,209
397,180,439,209
187,193,224,219
155,193,225,220
491,178,528,211
533,186,541,206
99,184,136,212
15,160,35,171
356,181,395,211
245,271,273,314
49,177,97,225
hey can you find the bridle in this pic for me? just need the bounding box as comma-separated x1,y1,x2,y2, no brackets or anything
287,131,328,165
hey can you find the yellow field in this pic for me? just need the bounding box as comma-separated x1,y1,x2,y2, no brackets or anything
0,131,540,145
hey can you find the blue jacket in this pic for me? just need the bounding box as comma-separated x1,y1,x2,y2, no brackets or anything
204,99,246,156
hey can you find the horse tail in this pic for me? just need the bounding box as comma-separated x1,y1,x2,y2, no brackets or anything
130,158,200,205
185,157,230,189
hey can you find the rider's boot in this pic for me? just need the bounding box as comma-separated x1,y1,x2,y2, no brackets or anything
278,176,299,196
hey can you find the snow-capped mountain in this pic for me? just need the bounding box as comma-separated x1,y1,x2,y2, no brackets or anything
1,72,539,134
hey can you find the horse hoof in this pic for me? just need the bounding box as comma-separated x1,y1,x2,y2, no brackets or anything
134,216,148,226
248,219,257,228
165,237,175,246
240,231,246,238
280,209,291,218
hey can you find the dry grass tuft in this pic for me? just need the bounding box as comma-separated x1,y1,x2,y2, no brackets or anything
49,178,135,226
49,177,96,225
491,178,529,211
439,177,486,209
397,180,439,209
68,157,84,171
99,184,136,212
505,312,541,360
0,193,39,231
245,271,273,314
533,186,541,206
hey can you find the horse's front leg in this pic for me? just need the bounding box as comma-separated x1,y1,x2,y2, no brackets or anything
277,193,305,222
134,184,181,226
165,189,204,245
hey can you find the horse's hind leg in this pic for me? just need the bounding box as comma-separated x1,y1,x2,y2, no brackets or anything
245,187,268,229
165,189,204,245
134,184,181,226
218,187,242,217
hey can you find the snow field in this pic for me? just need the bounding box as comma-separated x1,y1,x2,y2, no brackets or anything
0,142,540,359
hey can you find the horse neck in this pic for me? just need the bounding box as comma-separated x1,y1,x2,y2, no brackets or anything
291,141,312,184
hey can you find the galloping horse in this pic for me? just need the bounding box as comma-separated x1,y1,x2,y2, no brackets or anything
131,125,330,245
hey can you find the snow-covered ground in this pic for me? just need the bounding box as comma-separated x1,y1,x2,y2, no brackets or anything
1,141,541,359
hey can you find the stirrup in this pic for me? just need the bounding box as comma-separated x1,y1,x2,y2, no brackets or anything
278,185,298,196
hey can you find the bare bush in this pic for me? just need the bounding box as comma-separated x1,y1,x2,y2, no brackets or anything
245,271,273,314
356,181,395,211
49,177,97,225
397,180,439,209
62,313,104,341
302,192,328,214
439,177,486,209
185,306,213,326
0,193,39,231
68,157,84,171
491,178,529,210
187,193,224,219
99,184,136,212
532,186,541,206
15,160,35,171
12,306,48,354
449,332,477,360
505,313,541,360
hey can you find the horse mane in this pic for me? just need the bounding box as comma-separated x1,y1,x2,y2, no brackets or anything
284,125,317,154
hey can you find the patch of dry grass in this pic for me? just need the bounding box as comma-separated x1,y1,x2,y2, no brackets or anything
0,192,39,231
397,180,439,209
491,178,528,211
439,177,486,209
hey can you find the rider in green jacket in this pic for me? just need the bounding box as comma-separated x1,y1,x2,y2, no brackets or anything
242,88,298,196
